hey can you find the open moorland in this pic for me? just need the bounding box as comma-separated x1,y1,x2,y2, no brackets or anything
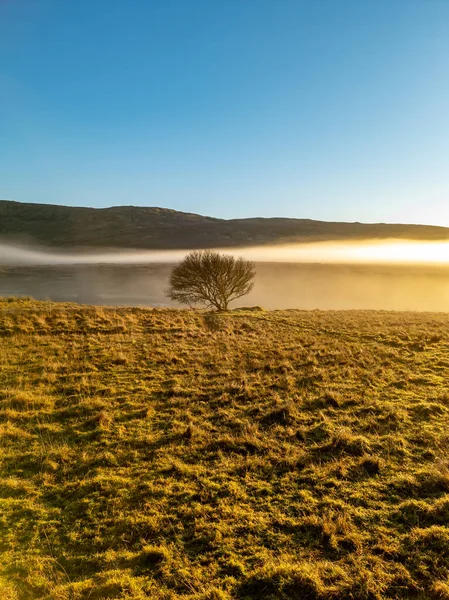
1,298,449,599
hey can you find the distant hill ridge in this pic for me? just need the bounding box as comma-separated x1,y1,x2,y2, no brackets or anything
1,199,449,249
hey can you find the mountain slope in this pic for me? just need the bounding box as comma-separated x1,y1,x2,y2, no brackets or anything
1,199,449,249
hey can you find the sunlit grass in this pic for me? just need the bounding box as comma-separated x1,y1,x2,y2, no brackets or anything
1,298,449,598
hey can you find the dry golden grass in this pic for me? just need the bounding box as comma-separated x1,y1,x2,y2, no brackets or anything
1,298,449,599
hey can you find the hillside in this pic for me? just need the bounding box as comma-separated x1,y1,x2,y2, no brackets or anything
2,199,449,249
2,299,449,599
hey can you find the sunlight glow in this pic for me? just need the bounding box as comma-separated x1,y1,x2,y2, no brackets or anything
241,240,449,265
2,239,449,266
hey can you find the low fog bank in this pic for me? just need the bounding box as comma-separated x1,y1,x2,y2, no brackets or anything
3,238,449,266
0,243,185,266
2,263,449,312
3,239,449,311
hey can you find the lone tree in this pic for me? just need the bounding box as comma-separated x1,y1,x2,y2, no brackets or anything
167,250,255,311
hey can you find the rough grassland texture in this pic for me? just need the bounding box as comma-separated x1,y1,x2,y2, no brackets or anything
1,299,449,599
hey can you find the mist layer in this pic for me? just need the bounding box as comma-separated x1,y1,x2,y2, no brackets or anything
2,239,449,267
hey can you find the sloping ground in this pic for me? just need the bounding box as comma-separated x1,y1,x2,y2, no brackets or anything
2,199,449,249
1,299,449,599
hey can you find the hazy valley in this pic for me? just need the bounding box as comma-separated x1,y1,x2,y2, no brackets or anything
3,200,449,312
3,262,449,312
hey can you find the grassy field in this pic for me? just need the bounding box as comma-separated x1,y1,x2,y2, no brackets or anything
1,298,449,599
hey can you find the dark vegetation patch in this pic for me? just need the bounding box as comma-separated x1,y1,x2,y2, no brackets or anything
1,299,449,599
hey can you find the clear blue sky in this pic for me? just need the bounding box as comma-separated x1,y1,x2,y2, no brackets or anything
1,0,449,225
